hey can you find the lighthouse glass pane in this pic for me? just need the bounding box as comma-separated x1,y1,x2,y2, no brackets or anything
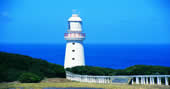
70,22,82,31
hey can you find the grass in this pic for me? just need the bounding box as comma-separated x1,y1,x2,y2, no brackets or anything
0,82,170,89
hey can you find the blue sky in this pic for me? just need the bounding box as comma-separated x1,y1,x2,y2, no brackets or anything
0,0,170,44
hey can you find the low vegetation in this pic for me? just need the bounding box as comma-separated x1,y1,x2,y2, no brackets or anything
18,72,41,83
0,51,170,89
0,52,65,82
0,82,170,89
66,65,170,75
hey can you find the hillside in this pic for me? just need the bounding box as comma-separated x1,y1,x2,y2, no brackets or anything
1,51,170,83
0,52,65,82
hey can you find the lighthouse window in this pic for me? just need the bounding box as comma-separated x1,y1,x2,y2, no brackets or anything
72,58,75,60
72,43,75,45
72,50,75,52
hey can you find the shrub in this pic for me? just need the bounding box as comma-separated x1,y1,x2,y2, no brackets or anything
67,65,170,76
0,52,66,82
18,72,41,83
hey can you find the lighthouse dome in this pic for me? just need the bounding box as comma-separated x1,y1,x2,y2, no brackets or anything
68,14,82,22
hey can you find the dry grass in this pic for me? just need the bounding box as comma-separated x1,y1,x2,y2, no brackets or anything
40,78,71,83
0,82,170,89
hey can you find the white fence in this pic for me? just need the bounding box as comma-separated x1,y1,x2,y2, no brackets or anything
66,71,170,85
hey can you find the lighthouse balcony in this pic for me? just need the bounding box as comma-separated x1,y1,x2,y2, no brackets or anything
64,33,85,40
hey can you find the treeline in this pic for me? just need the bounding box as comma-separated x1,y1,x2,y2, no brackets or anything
66,65,170,76
0,52,65,82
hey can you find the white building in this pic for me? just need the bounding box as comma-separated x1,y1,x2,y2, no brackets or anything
64,14,85,69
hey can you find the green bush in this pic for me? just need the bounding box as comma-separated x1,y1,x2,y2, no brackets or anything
18,72,41,83
0,52,66,82
66,66,117,76
66,65,170,76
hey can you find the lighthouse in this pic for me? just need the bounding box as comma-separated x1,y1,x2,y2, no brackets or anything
64,14,85,69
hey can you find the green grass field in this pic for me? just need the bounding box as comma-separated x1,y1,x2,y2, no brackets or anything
0,82,170,89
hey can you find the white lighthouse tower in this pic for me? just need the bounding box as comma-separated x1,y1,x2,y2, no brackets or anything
64,14,85,69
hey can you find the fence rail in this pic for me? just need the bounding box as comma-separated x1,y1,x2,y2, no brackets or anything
66,71,170,85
